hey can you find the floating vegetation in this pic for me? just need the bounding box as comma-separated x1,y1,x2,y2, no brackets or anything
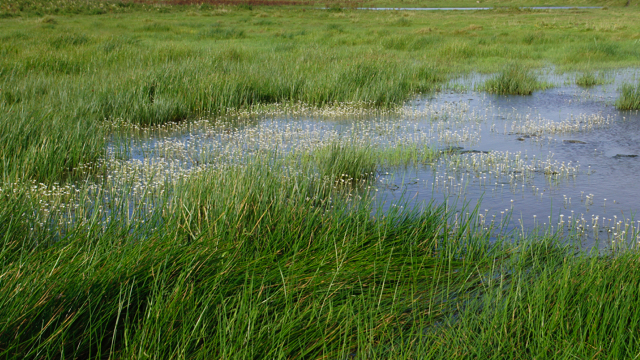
509,113,611,136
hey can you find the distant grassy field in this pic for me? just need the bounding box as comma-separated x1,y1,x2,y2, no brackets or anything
3,2,640,359
0,0,632,17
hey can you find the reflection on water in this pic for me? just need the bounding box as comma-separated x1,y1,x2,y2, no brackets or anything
107,70,640,249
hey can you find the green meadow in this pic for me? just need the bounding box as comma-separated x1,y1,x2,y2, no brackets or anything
2,1,640,358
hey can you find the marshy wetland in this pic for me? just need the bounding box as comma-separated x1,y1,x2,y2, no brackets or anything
105,70,640,249
4,1,640,358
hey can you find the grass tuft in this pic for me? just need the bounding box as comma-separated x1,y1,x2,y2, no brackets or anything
50,33,90,49
616,82,640,110
316,141,377,183
36,15,57,24
198,26,245,39
575,71,607,87
481,64,542,95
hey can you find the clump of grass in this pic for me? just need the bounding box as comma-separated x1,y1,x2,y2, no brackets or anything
50,33,90,49
379,143,440,166
522,31,545,45
616,82,640,110
100,35,140,53
198,26,245,39
36,15,57,24
0,109,105,182
576,71,606,87
433,247,640,358
316,141,377,183
481,65,541,95
1,90,20,105
140,22,173,32
393,17,411,27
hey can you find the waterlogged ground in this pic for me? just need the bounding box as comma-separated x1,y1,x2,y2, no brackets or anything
387,70,640,249
109,69,640,249
22,69,640,249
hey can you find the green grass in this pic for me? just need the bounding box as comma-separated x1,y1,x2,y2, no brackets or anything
431,244,640,358
315,141,377,182
480,64,544,95
576,71,599,86
0,157,490,358
1,6,640,183
3,154,640,358
0,0,630,18
3,2,640,358
576,71,608,87
616,82,640,110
